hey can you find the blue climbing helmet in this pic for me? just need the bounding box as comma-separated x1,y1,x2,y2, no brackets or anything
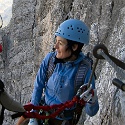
55,19,90,44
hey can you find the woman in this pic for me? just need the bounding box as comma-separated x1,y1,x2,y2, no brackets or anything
16,19,99,125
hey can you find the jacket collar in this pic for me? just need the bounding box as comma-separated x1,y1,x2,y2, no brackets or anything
53,52,85,66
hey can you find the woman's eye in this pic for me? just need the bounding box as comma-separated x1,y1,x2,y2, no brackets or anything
59,42,63,45
55,40,66,46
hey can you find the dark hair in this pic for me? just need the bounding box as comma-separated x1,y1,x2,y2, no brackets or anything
66,39,84,56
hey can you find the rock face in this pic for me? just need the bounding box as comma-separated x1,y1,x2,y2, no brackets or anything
0,0,125,124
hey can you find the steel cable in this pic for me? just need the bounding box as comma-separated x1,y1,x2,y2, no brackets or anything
99,51,125,79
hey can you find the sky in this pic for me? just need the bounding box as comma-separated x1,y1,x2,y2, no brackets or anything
0,0,13,28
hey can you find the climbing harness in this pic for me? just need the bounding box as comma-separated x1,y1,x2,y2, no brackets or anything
12,53,96,120
11,52,97,124
47,52,95,95
12,83,94,120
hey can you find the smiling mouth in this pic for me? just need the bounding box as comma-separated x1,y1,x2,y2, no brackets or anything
56,50,60,53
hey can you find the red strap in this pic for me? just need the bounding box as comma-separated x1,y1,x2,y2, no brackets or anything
24,96,79,111
91,89,94,96
23,96,85,120
0,44,2,52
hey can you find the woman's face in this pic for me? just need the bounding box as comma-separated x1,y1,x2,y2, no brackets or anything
54,36,71,59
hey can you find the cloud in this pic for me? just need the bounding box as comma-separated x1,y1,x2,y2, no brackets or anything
0,0,13,27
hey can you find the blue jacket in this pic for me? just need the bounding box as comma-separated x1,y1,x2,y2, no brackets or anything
31,52,99,117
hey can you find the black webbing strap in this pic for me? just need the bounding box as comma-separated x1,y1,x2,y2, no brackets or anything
46,52,93,94
46,53,56,81
74,58,91,94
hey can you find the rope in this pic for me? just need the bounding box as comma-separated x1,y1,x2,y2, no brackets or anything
99,51,125,79
12,96,86,120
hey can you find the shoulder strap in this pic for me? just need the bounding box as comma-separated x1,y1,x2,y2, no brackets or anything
46,53,56,81
74,56,93,94
46,52,93,94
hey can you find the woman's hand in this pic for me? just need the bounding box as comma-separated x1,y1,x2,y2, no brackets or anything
16,116,29,125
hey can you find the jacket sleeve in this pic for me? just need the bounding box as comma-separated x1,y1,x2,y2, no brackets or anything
84,68,99,117
31,52,52,106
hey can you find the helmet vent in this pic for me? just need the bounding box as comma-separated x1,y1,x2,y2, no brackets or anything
67,26,73,30
87,31,89,35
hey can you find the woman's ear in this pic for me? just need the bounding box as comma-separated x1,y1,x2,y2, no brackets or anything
72,44,78,51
